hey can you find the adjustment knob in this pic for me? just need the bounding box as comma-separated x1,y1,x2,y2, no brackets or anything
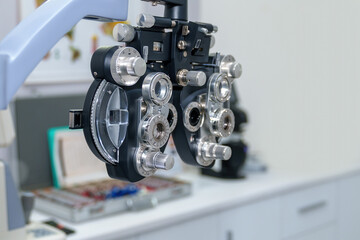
125,57,147,77
102,46,146,86
213,144,232,160
227,62,242,79
220,55,242,79
153,152,175,170
176,70,207,86
200,142,232,160
187,71,207,86
112,23,136,42
143,152,175,170
135,147,174,177
137,14,156,28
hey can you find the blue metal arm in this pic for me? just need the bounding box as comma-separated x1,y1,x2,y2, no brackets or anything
0,0,129,109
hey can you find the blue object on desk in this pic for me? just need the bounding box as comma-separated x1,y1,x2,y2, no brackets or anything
106,184,139,199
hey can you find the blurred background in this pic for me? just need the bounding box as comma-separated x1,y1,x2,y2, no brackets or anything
1,0,360,240
200,0,360,173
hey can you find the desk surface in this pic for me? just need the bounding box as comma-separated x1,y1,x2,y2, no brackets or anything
31,165,360,240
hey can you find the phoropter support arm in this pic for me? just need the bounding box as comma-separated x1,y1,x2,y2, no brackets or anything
0,0,129,109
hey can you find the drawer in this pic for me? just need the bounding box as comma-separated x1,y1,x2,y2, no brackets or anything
280,182,336,238
138,214,219,240
285,224,336,240
219,198,280,240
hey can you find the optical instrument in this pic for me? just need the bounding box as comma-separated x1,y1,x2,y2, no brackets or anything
0,0,243,182
69,0,243,181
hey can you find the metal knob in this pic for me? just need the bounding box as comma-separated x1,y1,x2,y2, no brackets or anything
110,47,146,86
220,55,242,79
222,62,242,79
187,71,207,86
228,62,242,79
213,144,232,160
126,57,147,77
176,70,207,87
137,13,155,28
144,152,175,170
153,152,175,170
201,142,232,160
112,23,136,42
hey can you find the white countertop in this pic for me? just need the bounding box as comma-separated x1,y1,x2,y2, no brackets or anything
31,165,360,240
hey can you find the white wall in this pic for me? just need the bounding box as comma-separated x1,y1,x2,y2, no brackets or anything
199,0,360,172
0,0,17,40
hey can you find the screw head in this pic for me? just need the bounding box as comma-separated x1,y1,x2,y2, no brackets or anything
177,40,187,50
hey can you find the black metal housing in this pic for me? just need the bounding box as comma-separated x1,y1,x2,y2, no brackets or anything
75,0,238,181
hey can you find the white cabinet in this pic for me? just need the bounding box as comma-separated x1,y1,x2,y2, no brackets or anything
98,171,360,240
280,182,336,238
135,181,342,240
285,224,336,240
337,174,360,240
138,214,219,240
219,198,281,240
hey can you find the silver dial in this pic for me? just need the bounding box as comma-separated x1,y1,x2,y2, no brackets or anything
141,114,170,149
110,46,146,86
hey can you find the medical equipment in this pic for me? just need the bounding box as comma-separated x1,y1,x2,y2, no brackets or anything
202,89,249,179
0,0,243,182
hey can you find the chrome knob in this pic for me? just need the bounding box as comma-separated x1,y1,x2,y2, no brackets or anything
110,47,146,86
143,151,174,170
220,55,242,79
176,70,207,87
125,57,147,77
137,13,155,28
135,147,174,177
153,152,175,170
112,23,136,42
227,62,242,79
187,71,207,86
213,144,232,160
201,142,232,160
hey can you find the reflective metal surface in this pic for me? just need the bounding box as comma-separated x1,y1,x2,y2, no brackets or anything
110,46,146,86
